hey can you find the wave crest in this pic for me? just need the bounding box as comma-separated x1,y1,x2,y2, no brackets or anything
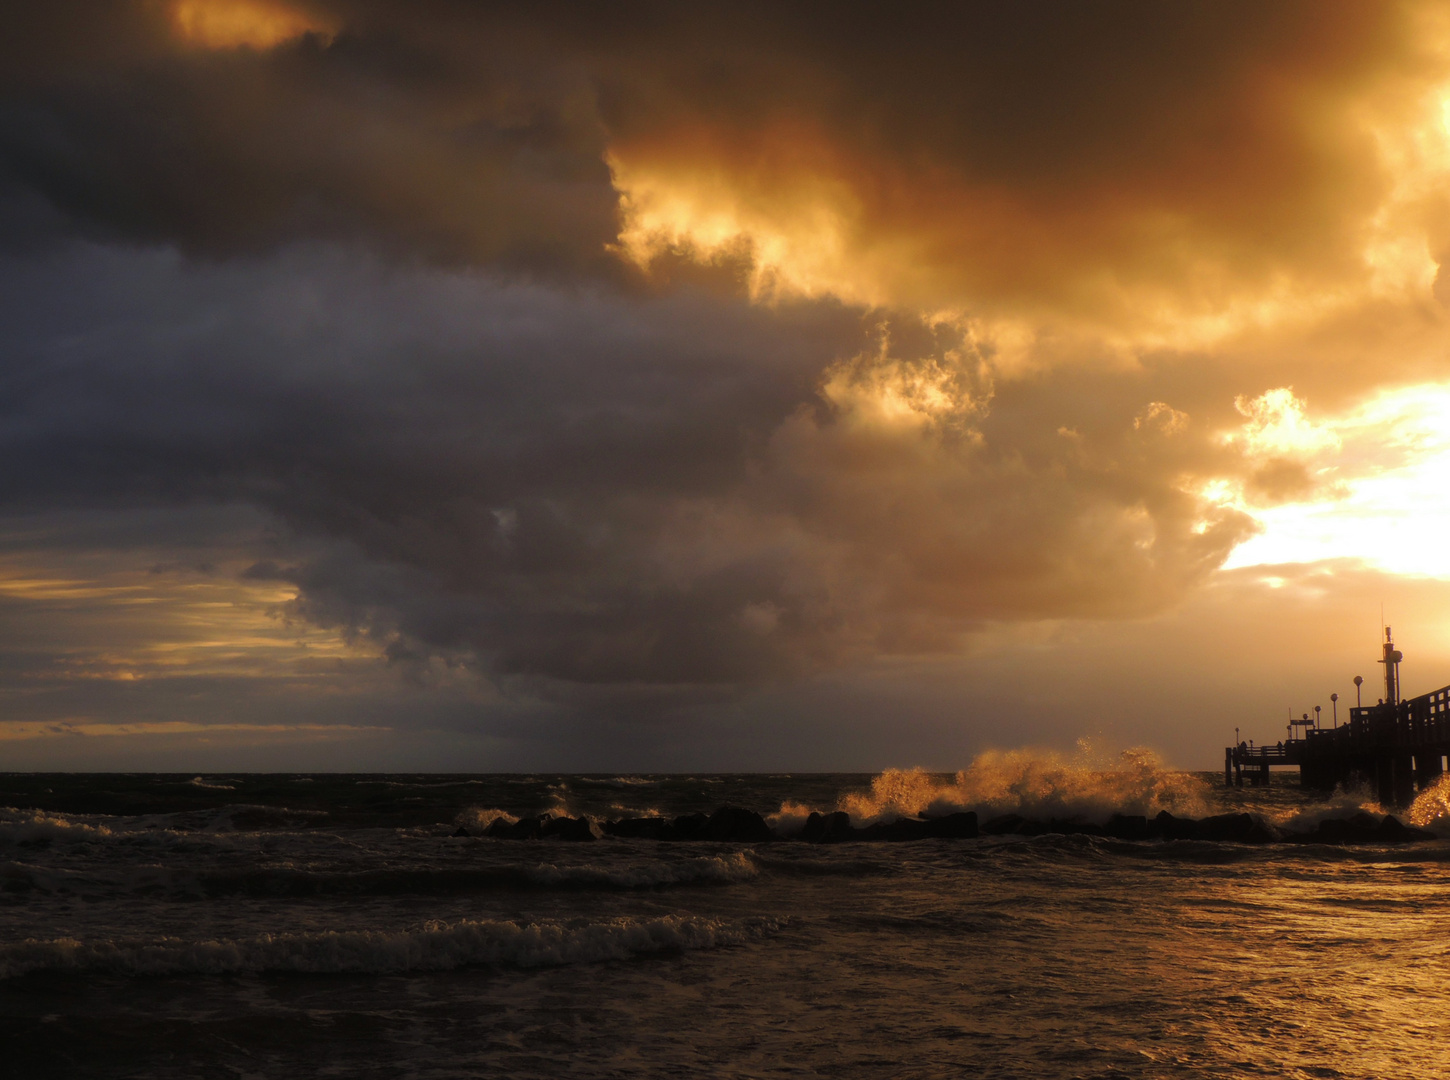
794,746,1211,828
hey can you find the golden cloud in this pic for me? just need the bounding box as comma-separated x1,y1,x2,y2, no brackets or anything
168,0,335,50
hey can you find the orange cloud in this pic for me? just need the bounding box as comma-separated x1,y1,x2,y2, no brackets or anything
605,1,1450,363
168,0,334,50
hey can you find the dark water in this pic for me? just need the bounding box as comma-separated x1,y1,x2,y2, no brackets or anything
4,763,1450,1079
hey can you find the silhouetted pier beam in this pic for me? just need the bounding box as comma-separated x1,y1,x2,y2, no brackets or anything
1394,755,1416,807
1224,748,1232,788
1415,752,1444,791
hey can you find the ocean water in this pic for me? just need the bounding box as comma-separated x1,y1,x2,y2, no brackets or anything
4,755,1450,1079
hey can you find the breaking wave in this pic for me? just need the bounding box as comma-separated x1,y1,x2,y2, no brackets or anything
1408,773,1450,828
0,914,781,980
0,810,115,846
773,745,1211,831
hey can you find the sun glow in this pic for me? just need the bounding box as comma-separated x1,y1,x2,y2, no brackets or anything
1220,383,1450,577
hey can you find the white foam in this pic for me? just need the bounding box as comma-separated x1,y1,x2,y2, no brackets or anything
0,914,780,979
186,777,237,791
0,810,114,846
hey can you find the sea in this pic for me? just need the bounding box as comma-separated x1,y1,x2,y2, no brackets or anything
4,751,1450,1080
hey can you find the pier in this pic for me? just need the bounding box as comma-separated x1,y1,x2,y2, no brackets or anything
1226,628,1450,807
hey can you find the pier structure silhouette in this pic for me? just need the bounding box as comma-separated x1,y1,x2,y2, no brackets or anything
1227,628,1450,807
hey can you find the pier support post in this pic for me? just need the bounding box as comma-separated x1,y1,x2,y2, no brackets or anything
1225,748,1233,788
1376,756,1396,807
1415,752,1443,793
1394,755,1416,806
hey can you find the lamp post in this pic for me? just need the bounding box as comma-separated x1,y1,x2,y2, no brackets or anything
1331,693,1338,728
1354,675,1363,709
1314,704,1321,730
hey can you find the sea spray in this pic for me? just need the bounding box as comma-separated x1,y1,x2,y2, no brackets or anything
453,807,519,831
774,746,1212,830
1408,773,1450,828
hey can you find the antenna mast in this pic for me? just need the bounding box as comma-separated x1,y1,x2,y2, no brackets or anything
1380,625,1403,706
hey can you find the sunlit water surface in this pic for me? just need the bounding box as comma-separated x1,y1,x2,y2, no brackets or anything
3,767,1449,1079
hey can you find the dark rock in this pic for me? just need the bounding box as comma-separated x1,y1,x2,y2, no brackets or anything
1103,814,1150,840
1288,812,1437,845
919,811,979,839
799,810,857,843
603,816,678,841
484,814,542,839
980,814,1028,836
1198,812,1277,844
695,806,776,843
670,812,710,840
451,826,471,837
980,814,1052,836
1373,814,1434,842
539,815,596,841
1153,811,1201,841
481,813,595,841
859,817,930,842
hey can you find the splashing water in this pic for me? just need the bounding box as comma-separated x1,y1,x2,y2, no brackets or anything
1408,773,1450,828
782,746,1212,829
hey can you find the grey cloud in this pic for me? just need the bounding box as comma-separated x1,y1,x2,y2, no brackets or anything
0,245,1260,695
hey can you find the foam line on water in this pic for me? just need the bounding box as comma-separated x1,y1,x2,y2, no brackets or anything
0,913,783,979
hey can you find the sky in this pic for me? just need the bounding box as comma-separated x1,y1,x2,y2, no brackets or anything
6,1,1450,771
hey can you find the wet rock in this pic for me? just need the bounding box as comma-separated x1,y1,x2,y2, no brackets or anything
451,826,471,837
799,810,857,844
1287,812,1436,845
1152,811,1201,841
1197,812,1277,844
539,815,596,841
694,806,776,843
602,816,679,841
669,812,710,840
1374,814,1436,842
1103,814,1150,841
919,811,979,839
980,814,1028,836
484,814,540,839
483,813,596,841
980,814,1052,836
859,817,930,842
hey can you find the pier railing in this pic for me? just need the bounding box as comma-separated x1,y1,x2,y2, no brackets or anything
1228,682,1450,803
1307,684,1450,752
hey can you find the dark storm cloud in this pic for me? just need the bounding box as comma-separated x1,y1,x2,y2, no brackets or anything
0,3,618,269
0,244,1263,691
1,1,1420,297
0,1,1443,712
